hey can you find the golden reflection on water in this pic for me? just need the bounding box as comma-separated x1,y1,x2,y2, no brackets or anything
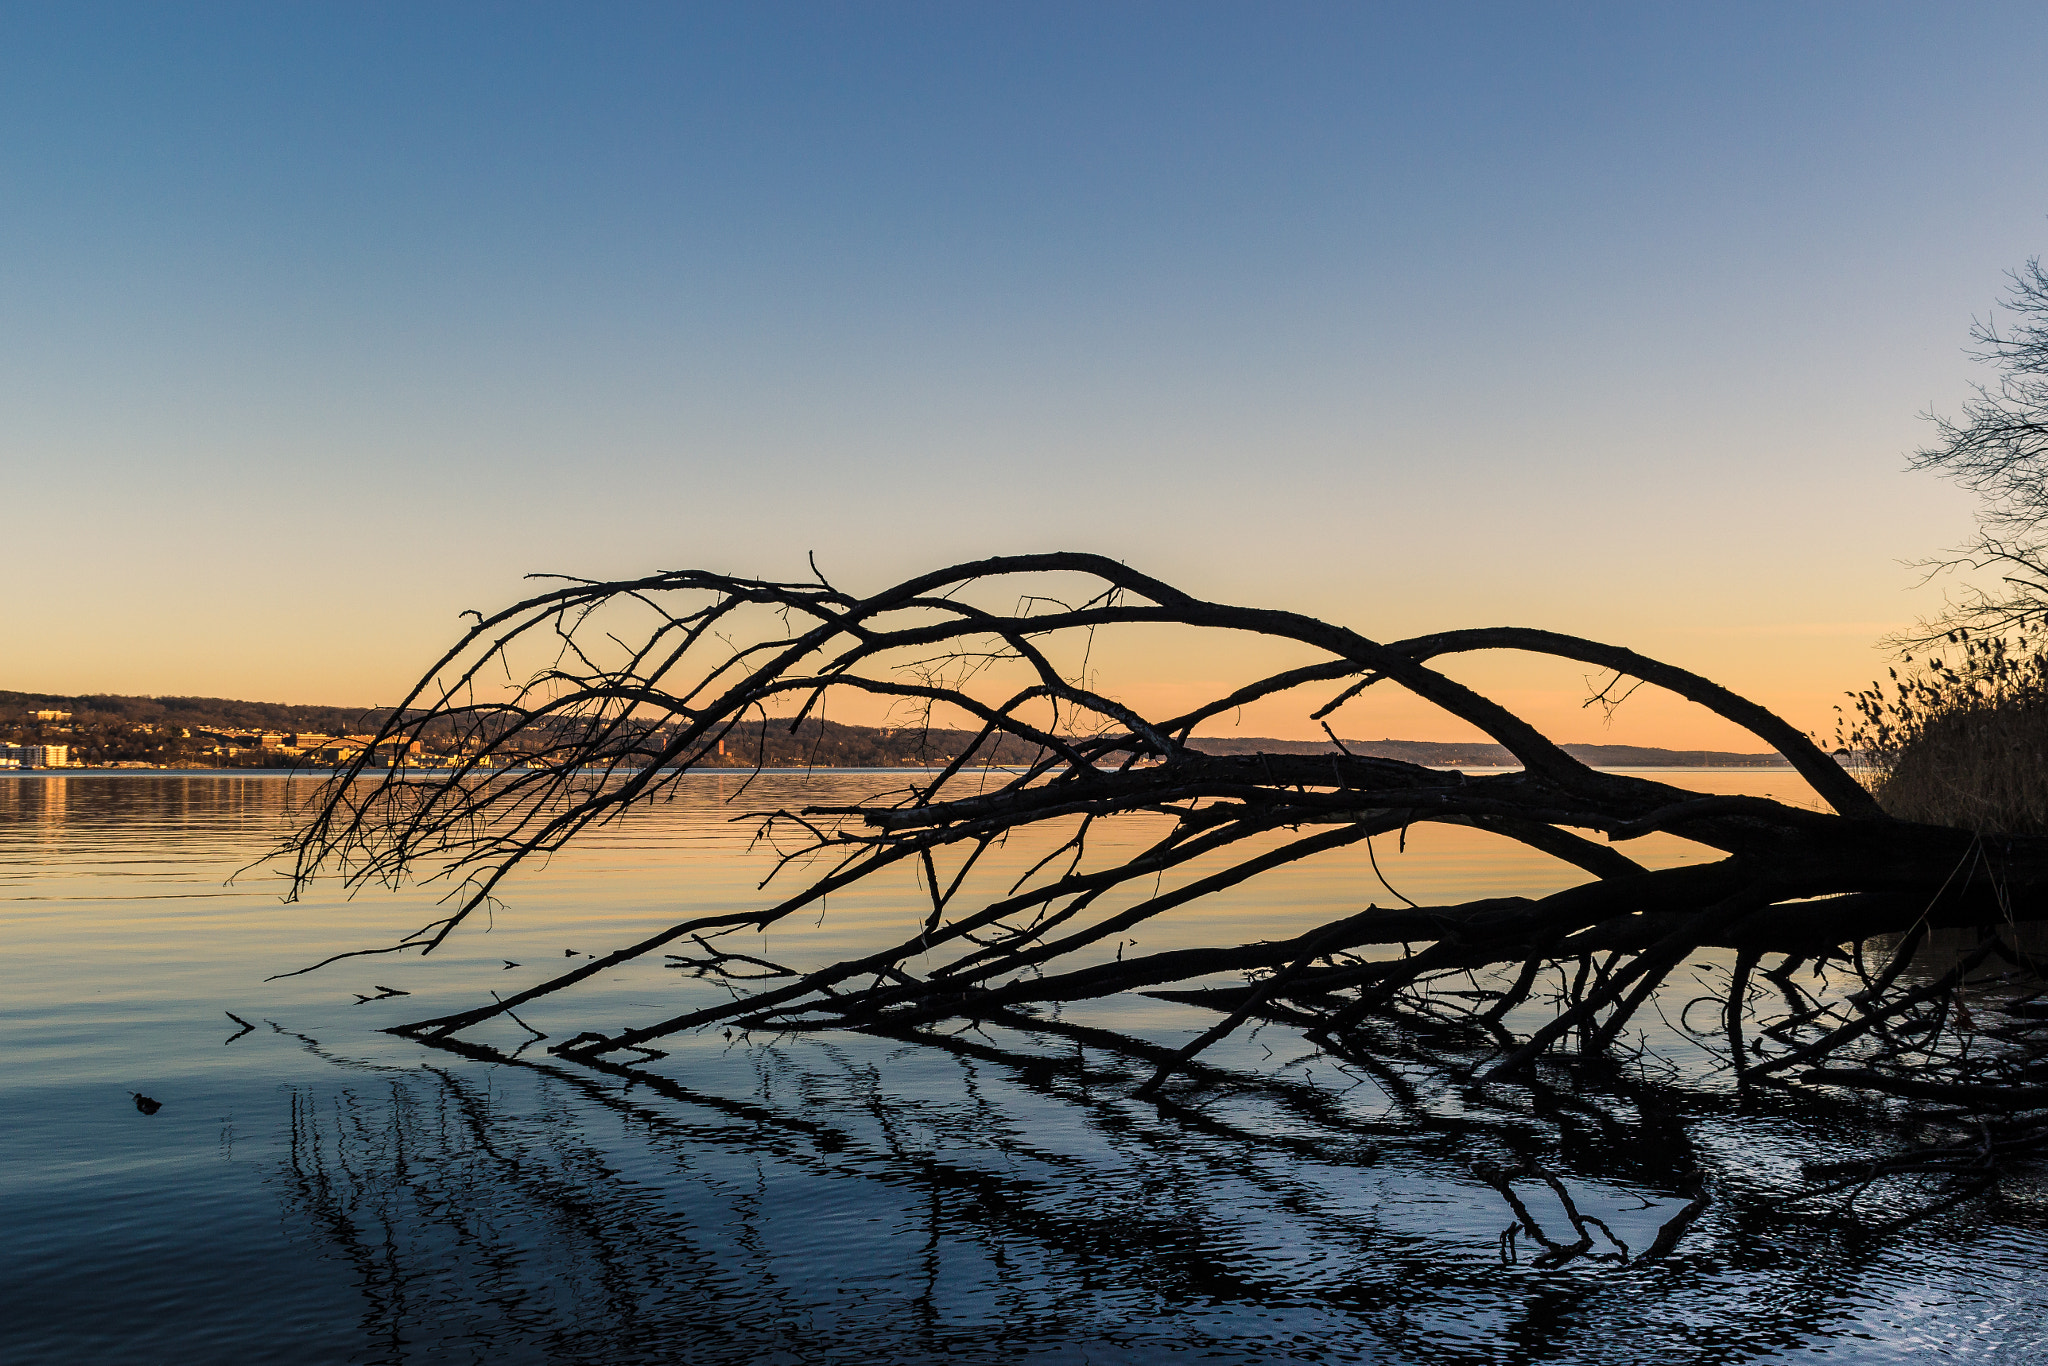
0,766,1828,1018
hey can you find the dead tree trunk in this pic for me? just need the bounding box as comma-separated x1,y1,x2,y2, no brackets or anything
276,553,2048,1210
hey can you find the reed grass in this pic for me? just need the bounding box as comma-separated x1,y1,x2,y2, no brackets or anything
1843,628,2048,834
1877,703,2048,833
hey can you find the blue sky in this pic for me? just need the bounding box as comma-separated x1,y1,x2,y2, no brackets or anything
7,3,2048,744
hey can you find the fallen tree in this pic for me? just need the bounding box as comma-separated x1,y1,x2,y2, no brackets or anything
279,553,2048,1223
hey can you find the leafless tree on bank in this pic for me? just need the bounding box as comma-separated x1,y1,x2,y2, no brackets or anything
1902,256,2048,643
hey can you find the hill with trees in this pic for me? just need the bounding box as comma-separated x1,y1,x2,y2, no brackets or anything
1,687,1787,770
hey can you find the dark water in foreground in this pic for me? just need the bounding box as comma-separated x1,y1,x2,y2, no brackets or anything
3,772,2046,1364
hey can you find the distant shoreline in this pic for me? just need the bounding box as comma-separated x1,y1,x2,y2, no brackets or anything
0,763,1801,778
5,687,1796,771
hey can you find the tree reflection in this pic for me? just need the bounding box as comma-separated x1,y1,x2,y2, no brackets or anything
260,1014,2029,1365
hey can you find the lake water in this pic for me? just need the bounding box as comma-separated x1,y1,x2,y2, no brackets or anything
4,770,2046,1364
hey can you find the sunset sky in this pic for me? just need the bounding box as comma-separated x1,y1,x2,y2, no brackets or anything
9,3,2048,749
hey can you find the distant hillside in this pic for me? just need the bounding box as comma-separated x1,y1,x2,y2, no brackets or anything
0,688,400,735
1184,736,1791,768
3,687,1791,770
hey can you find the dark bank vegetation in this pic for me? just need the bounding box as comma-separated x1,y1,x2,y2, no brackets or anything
1841,254,2048,841
1841,628,2048,835
276,553,2048,1235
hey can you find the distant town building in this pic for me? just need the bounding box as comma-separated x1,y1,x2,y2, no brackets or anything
0,744,69,768
31,710,71,722
297,735,421,765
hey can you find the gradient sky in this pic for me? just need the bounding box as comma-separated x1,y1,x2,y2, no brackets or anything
7,2,2048,749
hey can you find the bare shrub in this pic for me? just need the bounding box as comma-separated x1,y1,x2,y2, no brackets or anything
1879,704,2048,832
1842,628,2048,832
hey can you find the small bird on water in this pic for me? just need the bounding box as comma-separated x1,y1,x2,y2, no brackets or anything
130,1092,162,1115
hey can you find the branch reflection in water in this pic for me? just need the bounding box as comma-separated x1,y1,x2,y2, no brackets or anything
265,1003,2007,1363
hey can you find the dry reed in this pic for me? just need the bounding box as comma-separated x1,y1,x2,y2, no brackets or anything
1877,703,2048,833
1844,628,2048,833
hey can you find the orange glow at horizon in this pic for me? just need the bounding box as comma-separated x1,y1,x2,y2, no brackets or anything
3,562,1923,757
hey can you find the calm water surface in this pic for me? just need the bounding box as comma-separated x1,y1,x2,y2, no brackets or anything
3,771,2046,1364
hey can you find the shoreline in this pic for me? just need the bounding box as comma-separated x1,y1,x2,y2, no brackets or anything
0,762,1802,778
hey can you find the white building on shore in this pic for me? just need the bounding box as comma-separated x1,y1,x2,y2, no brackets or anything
0,744,72,768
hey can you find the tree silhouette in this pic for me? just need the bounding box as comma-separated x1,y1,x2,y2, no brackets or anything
278,552,2048,1219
